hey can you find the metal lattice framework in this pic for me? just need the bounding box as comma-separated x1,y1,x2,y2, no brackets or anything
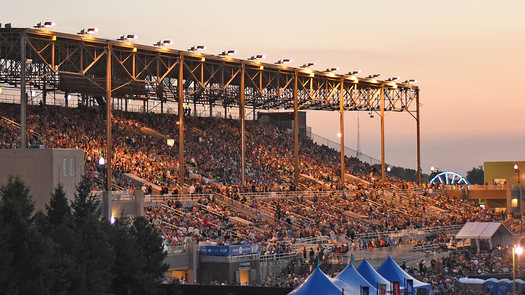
0,27,421,189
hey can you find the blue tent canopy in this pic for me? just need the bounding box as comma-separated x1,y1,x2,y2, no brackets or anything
332,264,377,295
288,268,342,295
376,257,431,294
357,259,391,293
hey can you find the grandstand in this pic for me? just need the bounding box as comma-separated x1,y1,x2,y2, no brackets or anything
2,25,524,294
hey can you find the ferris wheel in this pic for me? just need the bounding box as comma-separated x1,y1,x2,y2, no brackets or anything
430,171,470,186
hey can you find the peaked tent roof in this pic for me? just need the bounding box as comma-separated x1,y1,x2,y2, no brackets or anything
357,259,391,292
376,256,431,291
332,264,377,295
288,268,342,295
456,222,513,240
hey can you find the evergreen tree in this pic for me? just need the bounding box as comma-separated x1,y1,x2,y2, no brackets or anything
38,184,77,295
109,217,168,295
71,174,100,220
0,176,51,294
69,174,115,295
46,184,71,225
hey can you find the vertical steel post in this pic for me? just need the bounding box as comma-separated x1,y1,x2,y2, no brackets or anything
380,86,385,182
339,79,345,187
416,88,421,185
293,70,299,189
20,32,27,149
106,44,113,191
178,56,185,185
240,62,246,186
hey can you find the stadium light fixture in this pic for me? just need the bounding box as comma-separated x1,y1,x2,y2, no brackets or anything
219,50,237,56
348,70,361,76
275,59,292,65
154,40,173,47
248,54,266,61
403,79,417,84
367,74,380,78
385,77,399,82
117,34,138,42
188,45,206,52
78,28,98,35
34,21,55,29
325,67,339,72
300,63,314,68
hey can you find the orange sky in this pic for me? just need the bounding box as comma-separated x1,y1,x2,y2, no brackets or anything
4,0,525,175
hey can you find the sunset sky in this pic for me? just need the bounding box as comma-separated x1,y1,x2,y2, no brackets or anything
4,0,525,175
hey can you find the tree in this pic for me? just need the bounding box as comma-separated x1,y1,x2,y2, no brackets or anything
0,176,52,294
46,184,71,226
466,165,484,185
109,217,168,295
71,174,100,221
69,174,115,295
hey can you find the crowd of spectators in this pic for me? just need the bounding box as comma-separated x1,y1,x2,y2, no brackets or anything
2,102,524,291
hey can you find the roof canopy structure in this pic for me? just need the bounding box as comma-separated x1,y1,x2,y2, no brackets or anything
0,26,422,188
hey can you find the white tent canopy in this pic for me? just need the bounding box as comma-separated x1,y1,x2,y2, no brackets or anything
455,222,514,250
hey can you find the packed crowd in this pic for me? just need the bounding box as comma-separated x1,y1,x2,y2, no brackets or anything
2,102,524,291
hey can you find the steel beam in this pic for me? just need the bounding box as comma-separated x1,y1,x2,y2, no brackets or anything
416,88,421,185
380,85,385,182
106,44,113,191
293,70,299,189
20,32,26,149
178,55,185,185
240,62,246,186
339,79,345,187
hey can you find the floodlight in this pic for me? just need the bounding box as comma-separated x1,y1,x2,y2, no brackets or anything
219,50,237,56
300,63,315,68
188,45,206,52
275,59,292,64
248,54,266,61
35,21,55,29
78,28,98,35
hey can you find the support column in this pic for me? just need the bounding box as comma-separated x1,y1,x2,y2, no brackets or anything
416,88,421,185
380,86,385,182
240,62,246,186
178,56,185,185
339,79,345,188
20,32,27,149
106,45,113,191
293,70,299,189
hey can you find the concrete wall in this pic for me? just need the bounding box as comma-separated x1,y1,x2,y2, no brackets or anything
484,161,525,186
0,148,84,211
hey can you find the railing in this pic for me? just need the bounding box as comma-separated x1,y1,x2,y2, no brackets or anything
355,224,463,240
307,132,381,166
260,252,299,262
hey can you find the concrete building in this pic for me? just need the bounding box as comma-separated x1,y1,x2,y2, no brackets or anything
0,148,84,211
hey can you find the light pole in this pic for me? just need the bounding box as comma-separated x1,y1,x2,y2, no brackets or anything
515,164,522,216
513,245,523,294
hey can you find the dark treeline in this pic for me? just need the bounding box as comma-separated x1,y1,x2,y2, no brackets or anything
0,175,168,295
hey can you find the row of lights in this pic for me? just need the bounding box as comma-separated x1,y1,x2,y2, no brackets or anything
32,21,417,84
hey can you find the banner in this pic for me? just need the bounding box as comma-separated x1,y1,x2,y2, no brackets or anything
200,244,260,256
392,281,400,295
360,286,369,295
405,279,414,295
379,284,387,295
